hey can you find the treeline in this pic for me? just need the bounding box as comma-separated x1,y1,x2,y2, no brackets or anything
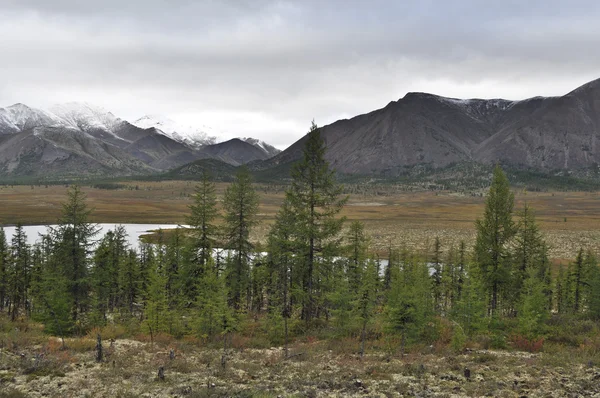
1,123,600,354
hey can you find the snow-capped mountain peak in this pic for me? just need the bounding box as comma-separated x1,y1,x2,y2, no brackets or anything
48,102,122,131
133,115,217,148
0,103,62,133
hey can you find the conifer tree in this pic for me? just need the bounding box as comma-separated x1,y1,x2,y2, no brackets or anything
195,258,230,339
385,255,432,353
571,248,586,313
346,221,369,292
356,258,379,357
222,166,259,310
512,204,549,312
587,260,600,320
286,121,347,322
555,264,567,314
53,185,100,321
185,170,219,299
9,224,30,320
266,197,297,355
450,262,487,337
144,260,169,342
518,267,549,339
0,228,9,312
474,165,516,316
431,237,443,314
119,249,139,315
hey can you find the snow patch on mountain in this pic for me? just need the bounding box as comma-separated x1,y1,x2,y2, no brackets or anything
133,115,217,148
49,102,122,132
241,137,281,157
0,103,62,132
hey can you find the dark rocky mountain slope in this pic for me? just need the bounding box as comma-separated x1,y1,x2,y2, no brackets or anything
262,78,600,175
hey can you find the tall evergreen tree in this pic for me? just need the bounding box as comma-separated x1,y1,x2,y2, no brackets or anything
286,121,347,322
222,166,259,310
474,165,516,316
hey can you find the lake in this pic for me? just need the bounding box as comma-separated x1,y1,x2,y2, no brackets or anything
0,223,184,249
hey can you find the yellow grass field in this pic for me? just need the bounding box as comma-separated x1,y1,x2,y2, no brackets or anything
1,181,599,260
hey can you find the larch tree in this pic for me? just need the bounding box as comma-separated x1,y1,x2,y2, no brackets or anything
53,185,100,321
9,224,30,320
512,203,549,312
266,197,297,356
222,166,259,310
0,228,8,312
185,170,219,301
474,165,516,316
286,121,347,322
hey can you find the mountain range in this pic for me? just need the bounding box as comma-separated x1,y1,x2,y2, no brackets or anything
2,77,600,181
0,103,280,178
262,77,600,175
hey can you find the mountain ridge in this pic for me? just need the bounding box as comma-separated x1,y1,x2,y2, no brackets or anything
260,77,600,175
0,102,280,178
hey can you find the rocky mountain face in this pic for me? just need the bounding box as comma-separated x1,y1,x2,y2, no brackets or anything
196,138,276,166
0,103,279,178
265,78,600,174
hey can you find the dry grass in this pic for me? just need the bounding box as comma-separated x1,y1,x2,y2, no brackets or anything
1,182,599,259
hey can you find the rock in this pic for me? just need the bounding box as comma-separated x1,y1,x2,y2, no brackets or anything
354,379,363,388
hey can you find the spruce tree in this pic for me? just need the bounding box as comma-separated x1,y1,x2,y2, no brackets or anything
286,121,347,322
474,165,516,316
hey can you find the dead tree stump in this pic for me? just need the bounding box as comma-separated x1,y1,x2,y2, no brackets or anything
95,334,103,363
158,366,165,381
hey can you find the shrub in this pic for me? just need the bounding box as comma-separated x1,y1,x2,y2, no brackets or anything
510,334,544,353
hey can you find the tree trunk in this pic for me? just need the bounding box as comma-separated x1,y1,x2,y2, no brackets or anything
360,321,366,358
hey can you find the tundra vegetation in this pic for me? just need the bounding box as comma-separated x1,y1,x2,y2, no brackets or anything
1,124,600,397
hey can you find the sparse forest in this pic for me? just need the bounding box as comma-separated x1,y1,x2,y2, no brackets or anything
2,124,600,397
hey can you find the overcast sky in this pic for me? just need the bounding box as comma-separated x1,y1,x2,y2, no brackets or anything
1,0,600,148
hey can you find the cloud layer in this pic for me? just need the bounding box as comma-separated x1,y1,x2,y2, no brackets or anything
2,0,599,147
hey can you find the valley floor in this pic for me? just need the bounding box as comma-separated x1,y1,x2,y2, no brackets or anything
1,181,599,261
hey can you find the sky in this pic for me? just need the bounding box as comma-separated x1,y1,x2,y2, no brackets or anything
1,0,600,149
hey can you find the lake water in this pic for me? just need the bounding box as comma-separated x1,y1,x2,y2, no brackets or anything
0,223,184,249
